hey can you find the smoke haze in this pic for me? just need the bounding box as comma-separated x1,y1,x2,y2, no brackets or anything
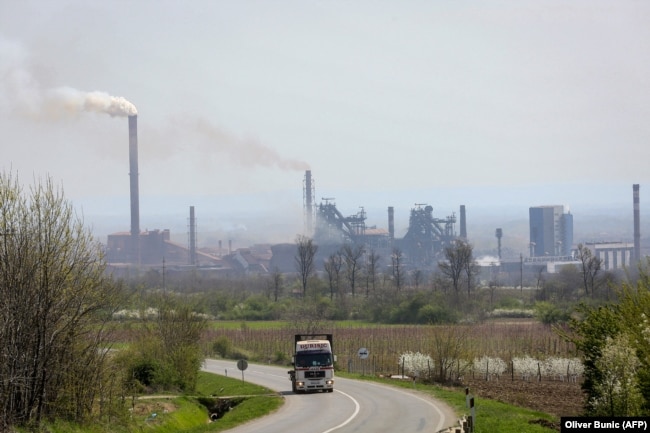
1,37,136,119
193,117,309,171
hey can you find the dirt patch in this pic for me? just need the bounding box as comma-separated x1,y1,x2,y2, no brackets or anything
461,377,586,418
132,400,178,417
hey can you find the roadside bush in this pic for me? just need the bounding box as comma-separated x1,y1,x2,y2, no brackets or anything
213,336,233,358
417,304,458,324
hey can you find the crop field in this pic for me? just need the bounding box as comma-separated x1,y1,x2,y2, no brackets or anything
203,319,585,417
204,319,577,373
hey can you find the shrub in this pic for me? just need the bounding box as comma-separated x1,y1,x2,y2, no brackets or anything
213,336,232,358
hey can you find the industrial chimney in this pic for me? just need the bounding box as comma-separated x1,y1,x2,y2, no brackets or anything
128,115,140,264
459,205,467,239
304,170,314,234
388,206,395,242
634,184,641,262
189,206,197,266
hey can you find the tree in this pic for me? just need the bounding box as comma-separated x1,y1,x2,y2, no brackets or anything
431,325,470,382
438,239,475,300
343,244,365,297
591,335,643,416
324,252,343,300
365,249,381,298
295,235,318,296
577,243,603,298
564,303,621,414
268,268,284,302
0,173,122,429
154,296,207,391
391,247,404,291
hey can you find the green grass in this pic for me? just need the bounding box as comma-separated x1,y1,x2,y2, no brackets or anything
28,371,283,433
195,370,275,396
338,372,559,433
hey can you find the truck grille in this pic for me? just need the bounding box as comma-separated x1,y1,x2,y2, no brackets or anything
304,371,325,378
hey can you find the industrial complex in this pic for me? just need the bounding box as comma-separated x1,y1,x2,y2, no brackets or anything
103,115,643,279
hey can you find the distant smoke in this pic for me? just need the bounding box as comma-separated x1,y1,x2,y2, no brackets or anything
1,37,136,118
192,117,309,171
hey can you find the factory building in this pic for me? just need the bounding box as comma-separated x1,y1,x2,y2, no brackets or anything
529,205,573,258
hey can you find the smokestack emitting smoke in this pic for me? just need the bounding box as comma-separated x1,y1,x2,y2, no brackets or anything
46,87,137,118
304,170,313,234
129,115,140,264
634,184,641,262
388,206,395,241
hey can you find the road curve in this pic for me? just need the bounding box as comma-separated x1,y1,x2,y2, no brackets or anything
203,359,457,433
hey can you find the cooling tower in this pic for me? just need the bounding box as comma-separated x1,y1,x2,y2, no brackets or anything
128,115,140,264
634,184,640,262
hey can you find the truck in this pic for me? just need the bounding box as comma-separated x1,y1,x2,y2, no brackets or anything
288,334,336,393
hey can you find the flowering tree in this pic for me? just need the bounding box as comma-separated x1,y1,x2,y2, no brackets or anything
473,356,506,380
590,335,643,416
399,351,434,379
513,356,538,381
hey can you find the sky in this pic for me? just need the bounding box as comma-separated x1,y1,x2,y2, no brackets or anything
1,1,649,245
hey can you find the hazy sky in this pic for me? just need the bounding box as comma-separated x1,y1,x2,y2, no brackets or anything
1,1,649,240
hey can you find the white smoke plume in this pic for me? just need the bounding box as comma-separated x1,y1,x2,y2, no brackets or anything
1,37,136,118
44,87,137,117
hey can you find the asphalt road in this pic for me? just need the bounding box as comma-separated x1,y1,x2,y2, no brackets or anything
203,359,457,433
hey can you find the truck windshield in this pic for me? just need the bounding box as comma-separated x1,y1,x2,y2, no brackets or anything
295,353,332,367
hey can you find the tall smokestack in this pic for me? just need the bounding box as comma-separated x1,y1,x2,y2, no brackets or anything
388,206,395,242
304,170,314,234
460,205,467,239
634,184,641,262
128,115,140,264
189,206,197,265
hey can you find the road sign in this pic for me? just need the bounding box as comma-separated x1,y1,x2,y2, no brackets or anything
357,347,369,359
237,359,248,382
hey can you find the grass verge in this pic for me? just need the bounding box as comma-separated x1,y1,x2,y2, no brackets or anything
28,371,283,433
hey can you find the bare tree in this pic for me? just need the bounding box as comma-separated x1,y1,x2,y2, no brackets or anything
365,249,381,298
295,235,318,297
438,239,475,300
412,268,423,290
431,325,470,382
343,244,365,297
0,173,122,429
324,252,343,300
267,268,284,301
391,247,404,291
464,249,480,298
577,243,603,297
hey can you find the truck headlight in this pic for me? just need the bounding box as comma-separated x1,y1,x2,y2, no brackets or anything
326,380,333,385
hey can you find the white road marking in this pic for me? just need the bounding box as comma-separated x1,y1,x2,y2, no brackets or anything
321,389,361,433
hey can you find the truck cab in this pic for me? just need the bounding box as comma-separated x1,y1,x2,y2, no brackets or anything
288,334,335,393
